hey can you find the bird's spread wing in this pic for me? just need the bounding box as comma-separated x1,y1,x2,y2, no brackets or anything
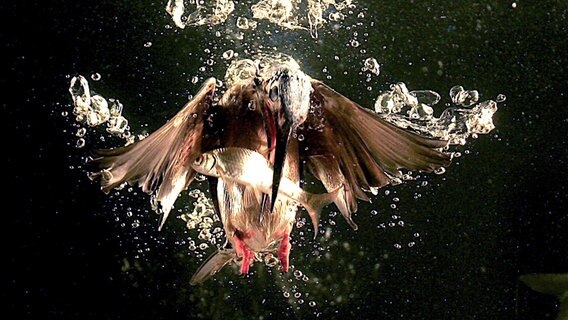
300,79,452,228
89,78,217,229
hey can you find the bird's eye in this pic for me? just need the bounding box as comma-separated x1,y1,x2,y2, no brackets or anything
194,154,204,165
269,85,279,101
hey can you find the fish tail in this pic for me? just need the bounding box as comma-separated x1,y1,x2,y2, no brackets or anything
305,186,341,239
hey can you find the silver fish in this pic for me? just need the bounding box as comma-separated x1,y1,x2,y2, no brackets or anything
192,147,339,237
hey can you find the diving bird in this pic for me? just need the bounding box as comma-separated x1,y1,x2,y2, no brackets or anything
89,56,452,283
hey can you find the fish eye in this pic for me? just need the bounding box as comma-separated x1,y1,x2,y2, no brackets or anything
269,85,279,101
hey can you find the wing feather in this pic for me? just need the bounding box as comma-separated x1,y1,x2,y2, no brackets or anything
300,79,452,227
89,78,217,229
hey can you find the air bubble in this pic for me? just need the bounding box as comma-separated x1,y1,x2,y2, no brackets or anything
75,138,85,148
363,57,380,75
222,50,235,60
76,128,86,137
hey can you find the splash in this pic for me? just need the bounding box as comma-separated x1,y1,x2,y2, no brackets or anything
374,82,499,145
165,0,355,38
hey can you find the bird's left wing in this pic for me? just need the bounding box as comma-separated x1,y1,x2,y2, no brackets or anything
89,78,217,229
298,79,452,229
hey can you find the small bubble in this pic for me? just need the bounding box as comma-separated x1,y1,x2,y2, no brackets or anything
91,73,101,81
293,270,303,278
496,94,506,102
199,243,209,250
370,210,378,216
76,127,86,137
191,76,199,84
414,232,420,237
61,111,68,117
131,220,140,228
144,41,152,48
363,57,380,75
222,49,234,60
350,39,360,47
434,167,446,175
75,138,85,148
390,204,397,209
236,17,250,29
394,243,402,249
283,292,290,298
297,134,305,141
408,241,415,247
309,301,316,307
294,292,301,298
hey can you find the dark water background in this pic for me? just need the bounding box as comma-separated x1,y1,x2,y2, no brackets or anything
5,1,568,319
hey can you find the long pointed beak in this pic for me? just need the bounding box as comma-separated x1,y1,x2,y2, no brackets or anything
270,115,292,212
262,68,310,214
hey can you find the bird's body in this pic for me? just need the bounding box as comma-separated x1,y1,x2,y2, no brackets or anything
89,56,452,284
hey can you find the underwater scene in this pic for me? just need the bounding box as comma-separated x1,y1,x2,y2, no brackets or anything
7,0,568,319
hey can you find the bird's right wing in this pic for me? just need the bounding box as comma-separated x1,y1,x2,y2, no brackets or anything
89,78,217,229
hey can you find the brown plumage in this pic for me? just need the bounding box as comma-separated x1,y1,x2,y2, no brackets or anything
89,65,451,284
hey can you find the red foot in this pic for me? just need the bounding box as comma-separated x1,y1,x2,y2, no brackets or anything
278,234,291,272
233,231,254,274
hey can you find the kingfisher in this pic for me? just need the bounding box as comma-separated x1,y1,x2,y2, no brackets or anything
89,55,451,284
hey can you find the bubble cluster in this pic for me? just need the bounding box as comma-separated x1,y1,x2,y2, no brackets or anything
68,75,133,145
374,82,498,145
166,0,355,39
179,189,224,252
166,0,235,28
